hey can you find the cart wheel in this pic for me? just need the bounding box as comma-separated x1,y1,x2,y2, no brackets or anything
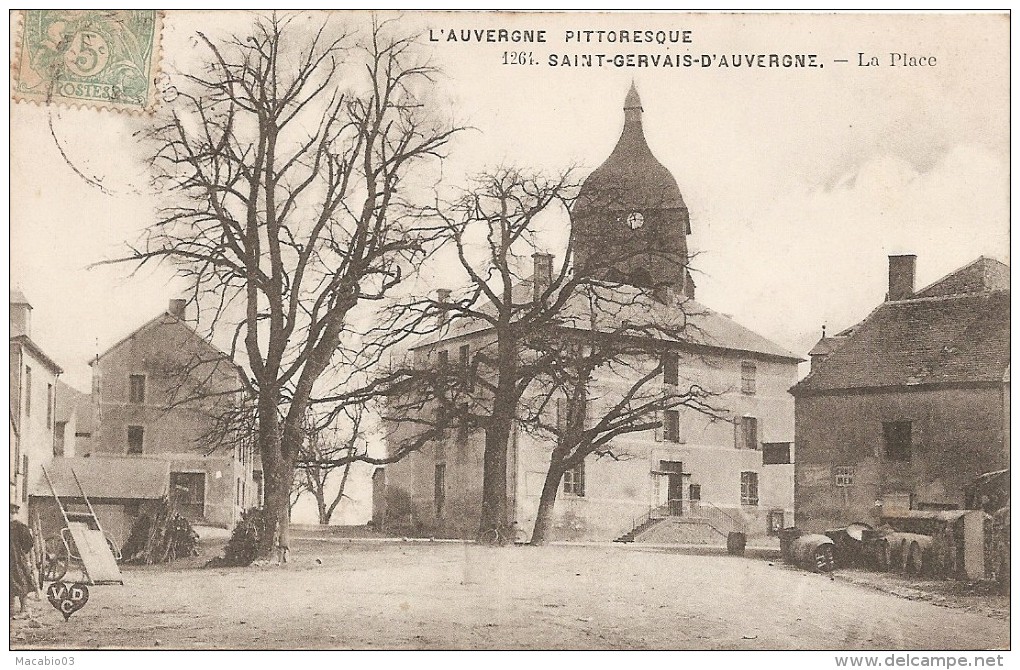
42,537,68,582
105,535,122,563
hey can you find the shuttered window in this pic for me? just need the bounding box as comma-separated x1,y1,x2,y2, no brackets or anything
663,352,679,386
741,361,757,394
127,425,144,454
129,375,146,404
663,410,681,442
735,416,760,450
434,463,446,518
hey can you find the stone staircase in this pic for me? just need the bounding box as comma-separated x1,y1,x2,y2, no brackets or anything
615,515,726,545
615,516,664,543
614,501,745,545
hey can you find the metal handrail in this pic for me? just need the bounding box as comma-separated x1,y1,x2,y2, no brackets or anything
619,498,741,542
700,501,746,533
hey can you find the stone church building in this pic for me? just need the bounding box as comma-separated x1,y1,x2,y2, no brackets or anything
381,86,800,543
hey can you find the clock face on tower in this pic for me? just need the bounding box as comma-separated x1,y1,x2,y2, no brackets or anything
627,211,644,230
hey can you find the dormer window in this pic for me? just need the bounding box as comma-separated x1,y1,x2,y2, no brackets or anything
627,211,644,229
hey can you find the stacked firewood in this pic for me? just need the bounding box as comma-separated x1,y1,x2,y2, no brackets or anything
122,495,200,564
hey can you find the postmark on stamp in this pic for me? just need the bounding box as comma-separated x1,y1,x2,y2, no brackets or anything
12,10,162,113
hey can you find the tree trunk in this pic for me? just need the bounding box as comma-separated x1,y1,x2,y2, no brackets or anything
256,396,285,560
478,418,511,541
267,475,292,562
477,337,521,543
323,459,353,525
314,485,328,525
530,463,564,546
274,414,308,562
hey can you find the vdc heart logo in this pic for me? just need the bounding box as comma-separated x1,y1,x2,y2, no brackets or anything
46,581,90,621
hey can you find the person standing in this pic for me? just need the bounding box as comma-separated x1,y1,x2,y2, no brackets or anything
10,504,35,618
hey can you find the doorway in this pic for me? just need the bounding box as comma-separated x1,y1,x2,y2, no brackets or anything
170,472,206,521
657,460,686,516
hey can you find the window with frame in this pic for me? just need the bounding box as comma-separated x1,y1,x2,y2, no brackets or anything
740,471,759,506
24,366,32,416
46,383,54,428
129,374,146,404
767,510,785,536
563,460,585,496
457,402,470,444
663,409,681,443
556,396,586,434
741,361,757,395
458,344,474,391
436,350,449,368
834,466,855,487
737,416,759,450
170,472,206,520
434,463,446,518
127,425,144,454
658,460,683,474
663,352,679,386
883,421,912,462
434,406,448,440
689,484,701,501
762,442,792,465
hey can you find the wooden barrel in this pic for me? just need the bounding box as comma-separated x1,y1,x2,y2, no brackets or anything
791,534,837,572
727,532,746,555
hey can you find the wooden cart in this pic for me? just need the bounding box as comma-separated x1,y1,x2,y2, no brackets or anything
40,465,124,586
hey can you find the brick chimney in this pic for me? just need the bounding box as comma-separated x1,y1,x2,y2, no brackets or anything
887,255,917,301
436,288,451,328
533,253,554,301
168,298,187,319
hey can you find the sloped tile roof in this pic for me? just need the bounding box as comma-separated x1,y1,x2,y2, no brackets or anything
55,380,95,432
30,456,170,500
794,258,1009,393
416,280,801,361
10,289,30,306
808,336,846,357
915,256,1010,298
93,311,231,365
11,335,63,374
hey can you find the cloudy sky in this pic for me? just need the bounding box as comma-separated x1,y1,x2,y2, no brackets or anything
10,11,1010,392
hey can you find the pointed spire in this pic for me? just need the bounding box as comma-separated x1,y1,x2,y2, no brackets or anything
624,81,642,111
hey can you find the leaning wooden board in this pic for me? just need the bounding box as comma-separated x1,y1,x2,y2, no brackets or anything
66,522,123,585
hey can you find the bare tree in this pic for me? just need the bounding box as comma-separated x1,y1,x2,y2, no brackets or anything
412,168,580,540
522,288,726,545
116,13,460,560
294,406,365,525
385,167,714,542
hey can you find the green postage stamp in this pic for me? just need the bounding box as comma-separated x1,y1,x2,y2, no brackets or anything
12,10,162,112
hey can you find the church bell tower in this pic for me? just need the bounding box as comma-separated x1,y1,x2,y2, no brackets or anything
571,84,694,298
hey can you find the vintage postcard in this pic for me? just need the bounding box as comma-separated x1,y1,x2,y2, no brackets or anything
7,9,1010,660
